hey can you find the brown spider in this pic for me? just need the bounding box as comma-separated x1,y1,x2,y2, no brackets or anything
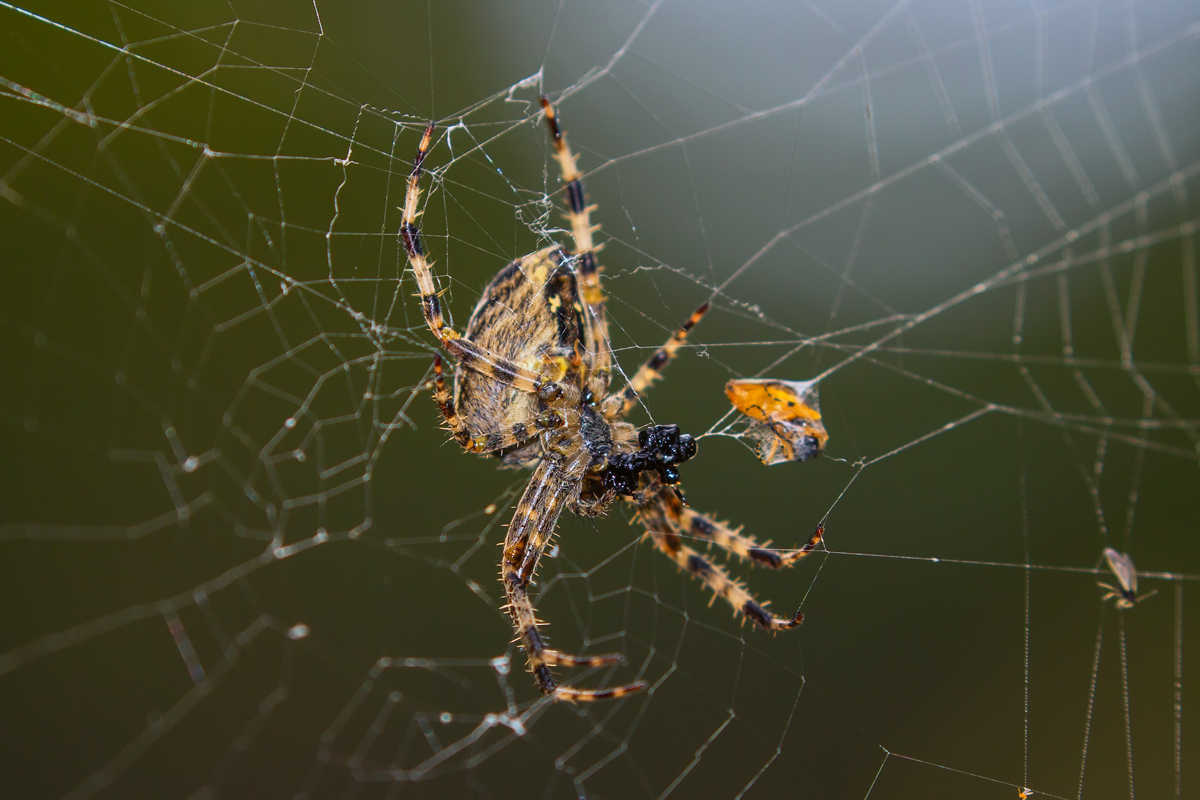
402,98,822,702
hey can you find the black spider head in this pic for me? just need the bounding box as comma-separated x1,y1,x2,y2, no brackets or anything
603,424,698,496
638,424,697,466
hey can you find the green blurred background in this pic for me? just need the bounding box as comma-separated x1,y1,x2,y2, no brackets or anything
2,1,1198,798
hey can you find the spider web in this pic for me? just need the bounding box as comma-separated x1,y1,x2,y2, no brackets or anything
1,1,1198,798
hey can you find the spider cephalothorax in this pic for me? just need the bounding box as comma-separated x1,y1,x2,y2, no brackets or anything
403,98,822,702
603,424,697,495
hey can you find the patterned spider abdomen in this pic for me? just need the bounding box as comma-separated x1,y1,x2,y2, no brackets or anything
454,247,585,466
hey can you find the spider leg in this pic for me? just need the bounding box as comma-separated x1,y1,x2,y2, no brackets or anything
541,97,613,394
658,489,823,569
637,489,803,632
503,455,648,702
432,355,545,454
402,123,546,395
612,302,710,418
431,355,473,450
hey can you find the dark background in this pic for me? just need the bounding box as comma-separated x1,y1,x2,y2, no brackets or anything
2,1,1198,798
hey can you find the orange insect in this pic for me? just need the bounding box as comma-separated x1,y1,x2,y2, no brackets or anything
725,378,829,465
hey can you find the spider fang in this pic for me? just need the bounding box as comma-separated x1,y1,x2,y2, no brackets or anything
603,424,697,495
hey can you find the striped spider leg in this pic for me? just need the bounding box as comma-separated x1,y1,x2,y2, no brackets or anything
608,302,710,419
538,100,820,635
501,443,648,702
632,469,820,631
402,123,559,405
612,311,822,631
541,98,613,400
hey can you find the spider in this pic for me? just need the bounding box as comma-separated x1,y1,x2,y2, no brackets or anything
401,98,822,702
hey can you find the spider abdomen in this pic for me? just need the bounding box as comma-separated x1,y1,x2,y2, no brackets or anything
454,247,585,466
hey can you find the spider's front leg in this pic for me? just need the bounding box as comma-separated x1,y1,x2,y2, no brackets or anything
502,454,648,702
660,489,824,570
637,487,807,631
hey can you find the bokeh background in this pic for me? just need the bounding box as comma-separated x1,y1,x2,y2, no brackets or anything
2,1,1198,798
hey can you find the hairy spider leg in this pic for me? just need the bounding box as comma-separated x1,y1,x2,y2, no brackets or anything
658,490,824,569
541,97,613,395
614,302,711,418
430,355,472,450
432,355,549,454
539,99,707,415
503,454,648,702
402,122,548,396
638,491,804,632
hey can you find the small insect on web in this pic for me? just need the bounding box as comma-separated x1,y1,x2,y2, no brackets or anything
1097,548,1157,609
401,98,823,702
725,377,829,465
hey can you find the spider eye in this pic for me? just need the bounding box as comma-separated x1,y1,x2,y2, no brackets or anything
582,390,595,406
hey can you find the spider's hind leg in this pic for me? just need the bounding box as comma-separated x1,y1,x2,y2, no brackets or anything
541,100,606,344
403,124,548,396
431,355,473,450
